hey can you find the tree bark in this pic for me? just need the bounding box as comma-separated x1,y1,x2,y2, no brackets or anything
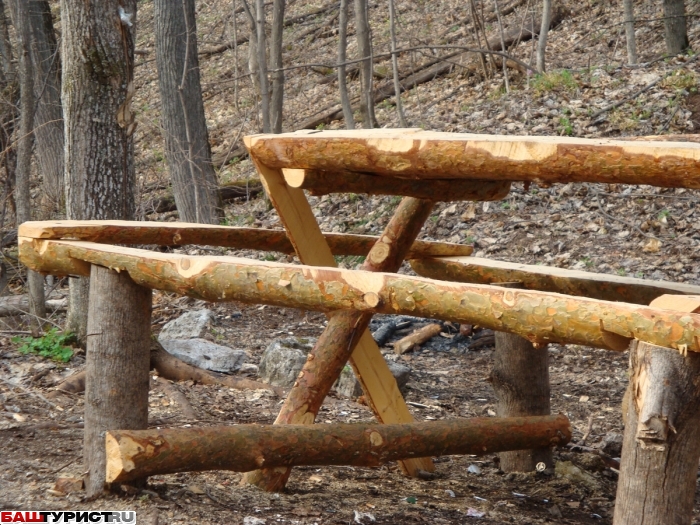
61,0,138,342
622,0,637,65
284,169,511,201
491,282,551,472
84,265,151,497
388,0,406,126
353,0,376,128
410,256,700,305
154,0,222,225
0,0,13,81
20,239,700,354
256,0,271,132
613,341,700,524
106,414,572,484
535,0,552,72
269,0,285,133
12,0,45,332
337,0,355,129
243,197,435,491
28,0,64,215
19,220,473,259
0,294,65,317
662,0,688,56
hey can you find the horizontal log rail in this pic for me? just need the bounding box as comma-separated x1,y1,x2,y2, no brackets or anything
18,236,700,352
18,220,473,259
105,415,572,483
283,169,512,201
411,257,700,305
245,130,700,188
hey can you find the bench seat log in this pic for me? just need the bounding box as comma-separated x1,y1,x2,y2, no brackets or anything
283,169,512,201
19,220,472,259
105,415,571,484
410,256,700,305
246,130,700,188
18,238,700,353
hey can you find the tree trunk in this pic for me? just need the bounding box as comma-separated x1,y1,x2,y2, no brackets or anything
154,0,222,225
12,0,45,332
662,0,688,56
491,282,551,472
83,265,152,497
388,0,406,126
269,0,285,133
106,415,572,483
337,0,355,129
0,0,12,82
614,342,700,524
353,0,376,128
536,0,552,72
28,0,64,216
61,0,138,342
243,197,435,491
242,0,261,97
256,0,271,132
623,0,637,65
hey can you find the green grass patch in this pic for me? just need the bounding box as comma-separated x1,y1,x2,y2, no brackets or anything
13,328,75,362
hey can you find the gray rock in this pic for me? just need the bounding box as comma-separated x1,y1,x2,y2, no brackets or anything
159,338,247,373
259,338,316,387
334,361,411,398
597,432,623,457
158,309,215,341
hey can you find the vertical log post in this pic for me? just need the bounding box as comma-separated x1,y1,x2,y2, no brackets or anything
613,295,700,525
243,197,435,491
83,265,152,497
490,282,552,471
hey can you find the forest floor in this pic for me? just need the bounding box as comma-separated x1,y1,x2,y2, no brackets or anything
2,0,700,523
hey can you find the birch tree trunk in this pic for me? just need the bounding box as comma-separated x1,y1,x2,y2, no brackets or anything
269,0,285,133
337,0,355,129
61,0,138,341
535,0,552,73
154,0,222,225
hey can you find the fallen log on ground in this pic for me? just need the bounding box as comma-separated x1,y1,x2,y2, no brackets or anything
141,180,263,215
410,256,700,305
49,340,281,397
393,323,442,354
18,238,700,353
105,414,572,483
0,295,66,317
19,220,473,258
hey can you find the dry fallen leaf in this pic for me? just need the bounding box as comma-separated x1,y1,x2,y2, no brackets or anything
643,238,661,253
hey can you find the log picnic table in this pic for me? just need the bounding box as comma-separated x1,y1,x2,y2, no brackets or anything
17,130,700,524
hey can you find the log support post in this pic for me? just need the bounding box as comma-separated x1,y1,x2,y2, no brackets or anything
243,194,436,490
83,265,152,497
614,295,700,525
490,282,552,471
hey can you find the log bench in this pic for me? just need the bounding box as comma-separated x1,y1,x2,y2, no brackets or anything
18,130,700,525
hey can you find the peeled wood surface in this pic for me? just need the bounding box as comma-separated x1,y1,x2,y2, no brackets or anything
250,159,433,479
410,256,700,305
105,414,572,483
284,169,512,201
243,197,435,490
18,220,472,259
18,238,700,353
245,130,700,188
